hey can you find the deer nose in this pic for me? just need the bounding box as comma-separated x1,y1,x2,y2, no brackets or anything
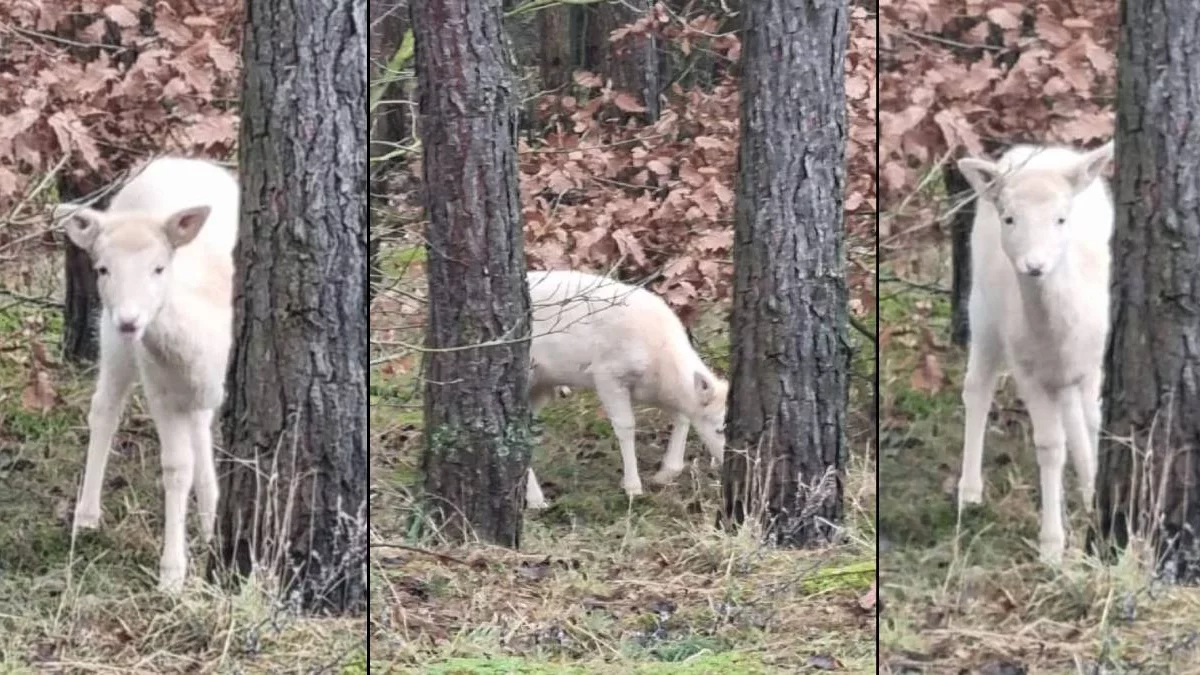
118,320,138,334
1026,265,1043,277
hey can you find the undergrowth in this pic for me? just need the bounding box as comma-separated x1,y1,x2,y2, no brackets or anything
1,256,362,673
368,253,878,674
878,246,1200,673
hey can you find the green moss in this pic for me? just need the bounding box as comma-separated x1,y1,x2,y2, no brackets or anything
379,245,427,277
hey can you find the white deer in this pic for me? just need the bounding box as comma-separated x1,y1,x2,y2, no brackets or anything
57,156,238,592
522,270,728,508
956,141,1115,563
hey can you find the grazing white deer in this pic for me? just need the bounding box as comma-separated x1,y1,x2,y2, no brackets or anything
522,270,728,508
57,156,238,592
956,141,1115,563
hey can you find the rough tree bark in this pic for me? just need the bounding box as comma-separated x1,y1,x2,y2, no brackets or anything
212,0,369,613
1094,0,1200,580
723,0,849,546
413,0,533,547
584,0,662,121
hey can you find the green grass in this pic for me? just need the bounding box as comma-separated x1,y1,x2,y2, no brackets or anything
369,258,878,674
878,250,1200,673
0,303,362,672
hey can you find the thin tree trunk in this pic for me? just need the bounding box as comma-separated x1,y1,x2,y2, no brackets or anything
61,172,103,364
413,0,533,547
369,0,411,301
1094,0,1200,580
212,0,369,613
539,5,573,91
945,164,973,347
583,0,661,121
722,0,849,546
59,9,132,364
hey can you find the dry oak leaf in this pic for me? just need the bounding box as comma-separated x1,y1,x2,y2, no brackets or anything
645,159,671,176
573,70,604,89
184,114,237,149
103,4,139,27
695,229,733,252
986,7,1021,30
613,92,648,114
47,111,101,169
611,228,649,267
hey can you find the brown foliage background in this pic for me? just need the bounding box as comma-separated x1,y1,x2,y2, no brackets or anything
881,0,1117,240
374,5,877,330
517,7,877,324
0,1,241,227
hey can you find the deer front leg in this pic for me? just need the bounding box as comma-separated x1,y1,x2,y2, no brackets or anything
75,328,136,531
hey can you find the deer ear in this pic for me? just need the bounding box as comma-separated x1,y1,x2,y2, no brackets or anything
957,157,1004,199
1065,140,1115,194
56,204,105,252
694,371,714,405
163,205,211,249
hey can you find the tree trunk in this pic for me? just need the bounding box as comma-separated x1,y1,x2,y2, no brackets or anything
59,10,131,365
539,5,573,91
212,0,369,613
369,0,411,301
722,0,849,546
61,172,103,364
1094,0,1200,580
945,164,973,347
583,0,662,121
412,0,533,547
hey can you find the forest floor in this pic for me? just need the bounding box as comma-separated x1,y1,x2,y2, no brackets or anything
368,250,878,674
0,260,365,673
877,244,1200,673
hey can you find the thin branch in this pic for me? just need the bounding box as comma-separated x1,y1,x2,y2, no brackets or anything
370,541,473,567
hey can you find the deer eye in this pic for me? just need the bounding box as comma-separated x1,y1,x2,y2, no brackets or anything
1055,217,1066,226
96,266,108,276
154,266,165,275
1002,216,1015,226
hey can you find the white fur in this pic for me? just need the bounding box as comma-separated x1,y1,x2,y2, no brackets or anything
523,270,728,508
956,141,1115,563
57,156,238,592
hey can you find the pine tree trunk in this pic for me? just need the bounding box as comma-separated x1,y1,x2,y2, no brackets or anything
412,0,533,547
722,0,849,546
212,0,369,613
1095,0,1200,580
